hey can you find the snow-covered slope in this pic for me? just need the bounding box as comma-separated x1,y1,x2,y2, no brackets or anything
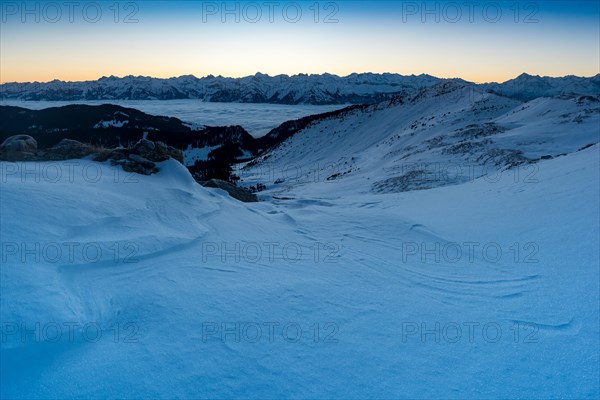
241,83,599,196
482,73,600,101
1,145,598,398
1,82,599,398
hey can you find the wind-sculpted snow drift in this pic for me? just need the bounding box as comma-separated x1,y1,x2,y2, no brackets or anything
1,82,599,399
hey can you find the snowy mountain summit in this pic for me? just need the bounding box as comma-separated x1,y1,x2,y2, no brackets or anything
482,73,600,101
2,72,598,104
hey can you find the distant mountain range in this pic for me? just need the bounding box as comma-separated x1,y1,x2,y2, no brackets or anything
2,72,598,105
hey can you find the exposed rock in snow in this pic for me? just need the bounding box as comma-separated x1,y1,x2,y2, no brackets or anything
0,134,37,153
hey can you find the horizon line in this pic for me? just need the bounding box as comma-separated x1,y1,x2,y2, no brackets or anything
2,72,599,87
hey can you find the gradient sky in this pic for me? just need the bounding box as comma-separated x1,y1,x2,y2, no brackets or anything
0,1,598,83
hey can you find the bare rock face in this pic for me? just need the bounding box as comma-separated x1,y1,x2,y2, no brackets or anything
0,135,38,153
119,153,158,175
111,158,159,175
0,136,184,176
98,139,183,175
133,138,156,154
131,139,184,164
43,139,95,160
201,179,259,203
128,154,154,167
156,142,184,164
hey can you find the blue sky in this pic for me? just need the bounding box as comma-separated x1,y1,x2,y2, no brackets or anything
1,1,598,83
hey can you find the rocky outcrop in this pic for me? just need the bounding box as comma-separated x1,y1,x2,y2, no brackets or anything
42,139,96,160
93,139,183,175
201,179,259,203
0,136,184,176
0,135,38,158
133,139,184,164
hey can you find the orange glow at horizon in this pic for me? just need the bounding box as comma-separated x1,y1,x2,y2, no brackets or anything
1,2,598,85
